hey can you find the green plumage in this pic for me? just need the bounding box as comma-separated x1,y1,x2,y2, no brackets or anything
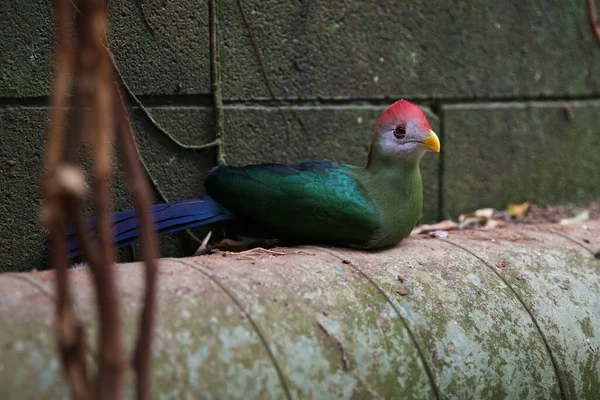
205,160,423,249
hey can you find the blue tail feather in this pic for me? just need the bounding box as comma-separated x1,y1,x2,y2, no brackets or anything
62,195,235,260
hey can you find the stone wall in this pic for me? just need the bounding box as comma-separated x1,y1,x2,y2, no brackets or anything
1,0,599,271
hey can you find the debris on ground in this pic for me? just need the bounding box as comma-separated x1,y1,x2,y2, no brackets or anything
411,220,457,235
559,209,591,225
412,201,600,236
507,202,530,219
458,207,508,230
515,201,600,225
430,230,449,238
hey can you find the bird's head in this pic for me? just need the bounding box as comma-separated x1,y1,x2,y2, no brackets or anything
366,100,440,168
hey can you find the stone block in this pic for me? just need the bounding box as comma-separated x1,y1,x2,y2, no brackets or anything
0,1,53,97
0,0,211,97
442,101,600,218
219,0,600,100
3,1,599,100
107,0,211,95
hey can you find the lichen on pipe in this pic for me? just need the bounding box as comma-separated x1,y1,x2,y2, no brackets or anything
0,221,599,399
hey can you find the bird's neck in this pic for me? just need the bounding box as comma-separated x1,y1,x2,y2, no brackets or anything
354,156,423,247
360,156,422,203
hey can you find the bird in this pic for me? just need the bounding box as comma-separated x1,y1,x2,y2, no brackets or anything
63,99,440,260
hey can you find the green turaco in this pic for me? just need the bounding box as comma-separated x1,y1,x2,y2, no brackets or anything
64,100,440,259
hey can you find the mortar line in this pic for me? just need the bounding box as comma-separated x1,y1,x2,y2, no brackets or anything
304,246,441,400
166,258,292,400
439,238,568,400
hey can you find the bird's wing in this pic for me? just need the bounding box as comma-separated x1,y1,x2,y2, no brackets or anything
205,161,380,246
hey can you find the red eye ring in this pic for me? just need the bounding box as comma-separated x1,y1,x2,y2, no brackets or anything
394,124,406,138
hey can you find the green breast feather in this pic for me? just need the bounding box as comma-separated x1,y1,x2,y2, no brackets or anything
205,161,381,248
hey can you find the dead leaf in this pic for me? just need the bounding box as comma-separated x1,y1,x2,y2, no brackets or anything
458,216,486,230
559,209,591,225
482,219,507,230
507,202,530,219
411,220,457,235
457,207,498,229
474,208,495,219
459,208,495,223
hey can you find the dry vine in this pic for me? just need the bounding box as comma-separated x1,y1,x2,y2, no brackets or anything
42,0,159,398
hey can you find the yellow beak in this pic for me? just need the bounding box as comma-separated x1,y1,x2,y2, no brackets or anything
422,130,440,152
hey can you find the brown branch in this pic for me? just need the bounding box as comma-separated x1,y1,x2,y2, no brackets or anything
42,0,89,398
76,0,124,397
114,79,160,400
209,0,226,166
47,0,163,398
587,0,600,47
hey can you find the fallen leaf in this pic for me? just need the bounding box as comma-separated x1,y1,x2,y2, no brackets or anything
474,208,495,219
457,207,498,229
507,202,530,219
459,208,495,223
482,219,507,230
458,216,487,230
559,209,591,225
411,220,457,235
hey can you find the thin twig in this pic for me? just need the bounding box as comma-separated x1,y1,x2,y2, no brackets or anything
209,0,226,165
235,0,310,137
235,0,276,99
114,77,160,400
587,0,600,47
108,52,220,151
69,2,218,152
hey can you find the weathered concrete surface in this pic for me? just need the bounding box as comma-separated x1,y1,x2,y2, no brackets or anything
0,0,211,97
0,104,439,272
107,0,211,95
2,1,599,99
219,0,600,100
0,221,598,399
0,1,53,97
442,101,600,218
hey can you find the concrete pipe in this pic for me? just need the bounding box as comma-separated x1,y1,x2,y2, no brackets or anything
0,221,599,399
